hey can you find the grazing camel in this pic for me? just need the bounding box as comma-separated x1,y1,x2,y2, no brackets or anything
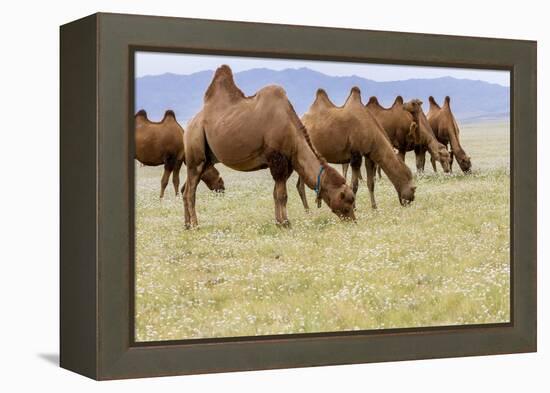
298,87,416,211
427,96,472,173
134,109,225,198
365,96,451,173
183,65,356,228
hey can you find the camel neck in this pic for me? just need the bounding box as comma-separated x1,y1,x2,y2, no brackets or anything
292,139,324,190
447,128,467,160
426,138,441,157
369,133,410,192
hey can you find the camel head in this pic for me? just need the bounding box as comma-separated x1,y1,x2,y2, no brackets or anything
394,161,416,206
399,184,416,206
403,98,423,114
318,164,356,221
202,166,225,193
436,144,452,173
456,153,472,173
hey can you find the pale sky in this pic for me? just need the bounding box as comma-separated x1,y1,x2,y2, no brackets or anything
136,51,510,87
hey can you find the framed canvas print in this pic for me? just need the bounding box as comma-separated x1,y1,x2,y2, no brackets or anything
60,12,537,380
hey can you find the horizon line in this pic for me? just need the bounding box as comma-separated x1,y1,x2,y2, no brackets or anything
136,66,510,88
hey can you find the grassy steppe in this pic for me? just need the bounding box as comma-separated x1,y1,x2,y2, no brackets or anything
135,121,510,341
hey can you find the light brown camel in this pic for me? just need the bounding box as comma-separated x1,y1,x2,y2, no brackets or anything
298,87,416,211
183,65,356,228
134,109,225,198
427,96,472,173
364,96,451,173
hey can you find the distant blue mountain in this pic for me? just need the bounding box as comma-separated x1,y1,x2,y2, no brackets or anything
135,67,509,124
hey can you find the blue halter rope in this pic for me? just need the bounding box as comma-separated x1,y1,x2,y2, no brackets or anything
314,165,325,198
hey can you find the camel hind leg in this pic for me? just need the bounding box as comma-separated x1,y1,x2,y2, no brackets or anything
183,162,206,228
267,151,292,226
172,160,183,196
160,156,176,199
364,156,377,209
183,117,209,229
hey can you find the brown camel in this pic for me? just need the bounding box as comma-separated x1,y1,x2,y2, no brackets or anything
427,96,472,173
134,109,225,198
364,96,451,173
183,65,356,228
298,87,416,211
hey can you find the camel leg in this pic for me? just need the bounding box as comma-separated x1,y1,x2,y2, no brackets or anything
342,163,349,181
172,160,183,196
159,166,171,199
183,162,205,229
398,150,406,162
273,180,290,226
374,163,382,179
267,151,292,226
365,157,377,209
296,176,310,212
415,147,426,174
430,153,437,172
449,150,454,173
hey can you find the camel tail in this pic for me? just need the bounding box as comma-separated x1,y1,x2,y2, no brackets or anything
286,101,326,165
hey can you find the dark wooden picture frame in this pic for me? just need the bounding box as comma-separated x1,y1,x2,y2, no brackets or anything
60,12,536,380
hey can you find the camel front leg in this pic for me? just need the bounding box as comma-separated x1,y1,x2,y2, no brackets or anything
415,147,426,174
364,157,377,209
183,162,205,229
172,160,183,196
350,165,361,210
398,150,406,162
342,163,349,181
273,180,290,227
375,163,382,179
449,150,454,173
296,176,310,212
430,153,437,172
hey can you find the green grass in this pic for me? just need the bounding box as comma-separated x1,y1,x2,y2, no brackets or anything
135,121,510,341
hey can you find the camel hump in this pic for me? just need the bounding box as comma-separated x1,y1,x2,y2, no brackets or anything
313,88,335,107
204,64,245,102
366,96,380,106
428,96,440,108
163,109,176,120
344,86,363,105
393,96,404,106
135,109,148,118
444,96,451,107
316,88,329,98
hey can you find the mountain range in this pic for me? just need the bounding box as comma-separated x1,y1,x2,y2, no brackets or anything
135,67,510,124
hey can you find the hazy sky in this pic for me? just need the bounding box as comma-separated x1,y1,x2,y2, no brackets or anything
136,51,510,86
